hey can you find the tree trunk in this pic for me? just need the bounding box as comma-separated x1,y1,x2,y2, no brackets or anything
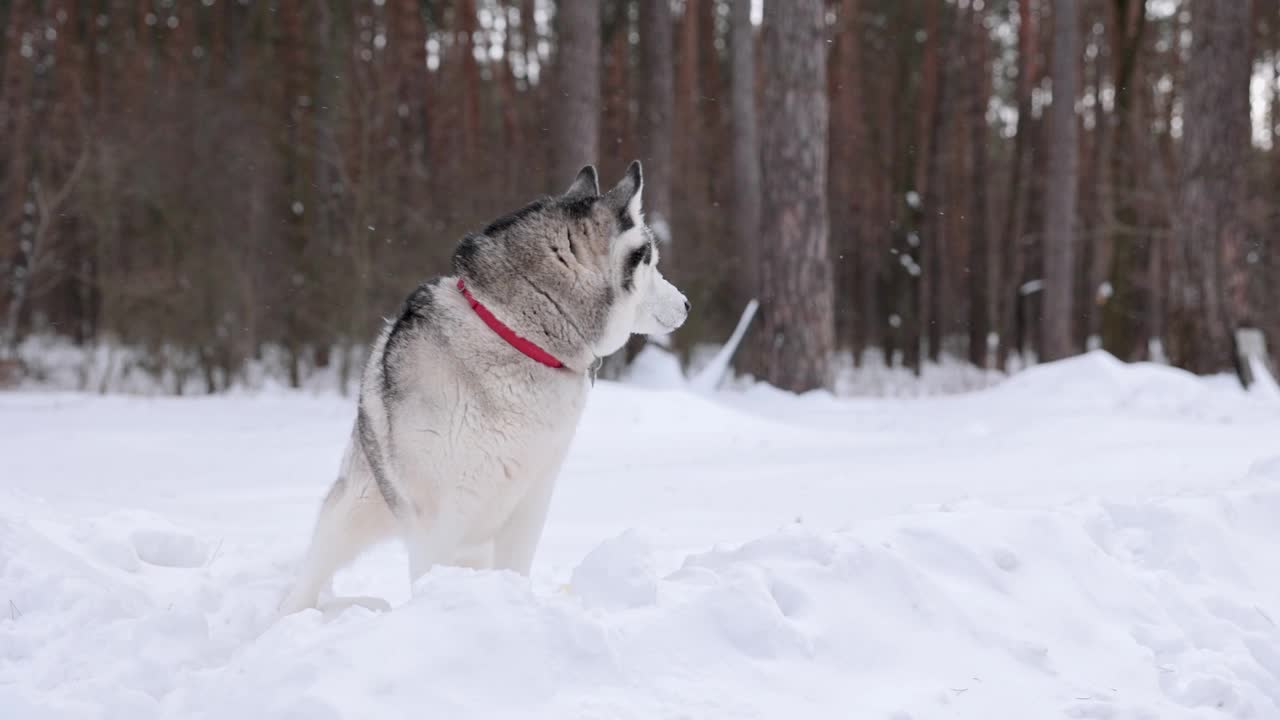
600,9,634,193
922,6,957,365
1099,0,1148,361
395,0,428,202
996,0,1037,370
828,0,865,357
458,0,481,213
1079,15,1106,349
903,0,943,375
672,1,699,263
1,0,35,352
551,0,600,185
520,0,547,193
277,0,313,387
499,4,525,204
638,0,674,243
967,2,991,368
695,0,724,226
741,0,835,392
1272,52,1280,368
1041,0,1081,362
1166,0,1252,375
729,0,761,323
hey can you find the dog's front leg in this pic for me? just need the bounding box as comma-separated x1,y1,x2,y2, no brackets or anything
491,475,557,575
452,541,494,570
402,513,466,587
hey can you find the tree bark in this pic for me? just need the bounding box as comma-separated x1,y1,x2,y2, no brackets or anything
742,0,835,392
458,0,481,210
922,5,957,365
520,0,547,193
967,2,991,368
1079,13,1106,349
551,0,601,186
828,0,866,357
1272,52,1280,369
1099,0,1148,361
673,1,699,250
499,3,525,203
901,0,943,374
638,0,674,242
1,0,35,351
1041,0,1081,362
277,0,313,386
729,0,761,319
1166,0,1252,375
696,0,724,218
996,0,1037,370
394,0,428,199
600,8,634,185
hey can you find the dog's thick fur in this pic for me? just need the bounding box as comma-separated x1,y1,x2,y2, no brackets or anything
279,161,688,614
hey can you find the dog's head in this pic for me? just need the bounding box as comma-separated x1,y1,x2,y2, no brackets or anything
451,161,688,368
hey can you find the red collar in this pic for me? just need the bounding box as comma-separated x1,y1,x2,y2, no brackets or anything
457,277,564,369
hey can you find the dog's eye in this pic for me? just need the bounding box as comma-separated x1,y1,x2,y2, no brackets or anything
626,245,648,270
621,244,651,291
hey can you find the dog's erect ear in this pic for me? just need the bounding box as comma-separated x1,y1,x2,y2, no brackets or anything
603,160,643,220
564,165,600,200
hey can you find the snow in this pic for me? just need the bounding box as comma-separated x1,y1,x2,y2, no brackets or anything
4,350,1280,718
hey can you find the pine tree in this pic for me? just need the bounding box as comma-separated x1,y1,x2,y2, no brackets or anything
742,0,835,392
1042,0,1081,361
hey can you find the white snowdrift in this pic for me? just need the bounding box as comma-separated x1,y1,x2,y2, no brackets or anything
5,478,1280,719
3,351,1280,718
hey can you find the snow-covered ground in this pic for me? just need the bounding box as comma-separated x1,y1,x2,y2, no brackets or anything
4,350,1280,719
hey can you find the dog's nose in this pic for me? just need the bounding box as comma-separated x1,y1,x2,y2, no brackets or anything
683,299,691,313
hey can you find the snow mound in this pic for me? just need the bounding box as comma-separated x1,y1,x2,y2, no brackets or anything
68,510,210,571
984,350,1260,418
569,529,657,610
6,481,1280,718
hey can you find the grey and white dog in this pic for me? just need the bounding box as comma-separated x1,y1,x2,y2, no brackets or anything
279,161,688,615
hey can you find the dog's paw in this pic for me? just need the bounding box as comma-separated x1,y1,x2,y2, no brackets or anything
276,589,319,619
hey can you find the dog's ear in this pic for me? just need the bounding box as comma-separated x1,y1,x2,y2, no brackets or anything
563,165,600,200
603,160,643,220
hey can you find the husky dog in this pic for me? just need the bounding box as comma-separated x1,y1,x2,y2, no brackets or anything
279,161,688,615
